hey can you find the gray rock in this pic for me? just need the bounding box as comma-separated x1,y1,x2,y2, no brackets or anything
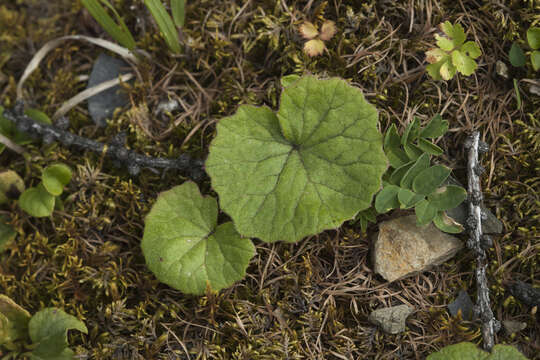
87,53,131,126
372,215,463,282
368,304,414,334
502,320,526,334
448,290,475,320
496,60,509,79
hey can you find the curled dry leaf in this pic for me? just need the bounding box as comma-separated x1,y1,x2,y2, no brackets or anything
304,39,326,57
299,22,318,39
319,20,337,41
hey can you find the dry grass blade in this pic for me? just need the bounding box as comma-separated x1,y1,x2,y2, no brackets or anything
17,35,138,100
53,73,134,120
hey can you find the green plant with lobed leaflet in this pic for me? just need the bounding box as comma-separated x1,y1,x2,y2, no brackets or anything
141,75,467,295
374,115,467,233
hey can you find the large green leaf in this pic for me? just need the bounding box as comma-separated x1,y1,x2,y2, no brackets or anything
427,342,528,360
28,308,87,359
412,165,451,195
18,184,55,218
0,295,31,346
142,182,255,294
42,164,72,196
206,76,388,243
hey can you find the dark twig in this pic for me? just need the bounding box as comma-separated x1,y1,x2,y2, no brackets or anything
465,131,499,351
2,102,205,180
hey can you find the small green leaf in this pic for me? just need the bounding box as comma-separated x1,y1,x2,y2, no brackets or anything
415,199,438,226
440,59,457,80
489,344,529,359
80,0,136,50
401,153,430,189
397,188,424,209
29,308,87,359
388,161,414,185
426,61,444,80
144,0,182,54
527,26,540,50
0,295,31,346
427,342,528,360
0,170,25,204
451,50,477,76
24,109,52,125
427,342,489,360
428,185,467,211
18,184,55,218
513,78,522,109
280,74,301,87
374,185,400,214
461,41,481,59
404,142,423,160
384,124,401,150
386,147,410,168
531,50,540,71
509,42,526,67
413,165,452,195
419,114,448,138
417,137,444,155
426,48,447,64
433,212,464,233
142,182,255,294
440,21,466,48
171,0,185,28
0,222,16,253
435,34,454,51
401,117,420,145
42,164,72,196
206,76,388,243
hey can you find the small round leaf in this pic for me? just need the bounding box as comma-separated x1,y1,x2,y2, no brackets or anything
509,42,526,67
526,26,540,50
433,212,464,234
29,308,87,358
375,185,400,214
206,76,388,243
412,165,451,195
428,185,467,211
18,184,55,218
0,170,25,204
42,164,72,196
531,50,540,71
142,182,255,295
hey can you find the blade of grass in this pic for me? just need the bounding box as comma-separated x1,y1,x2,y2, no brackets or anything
513,78,522,109
144,0,181,54
171,0,185,28
81,0,136,50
